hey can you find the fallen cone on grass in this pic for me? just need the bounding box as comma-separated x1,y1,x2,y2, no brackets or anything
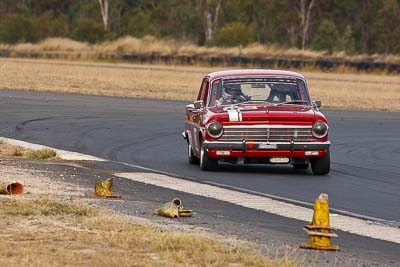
178,209,193,217
154,198,193,218
0,181,24,195
93,178,121,198
300,193,340,251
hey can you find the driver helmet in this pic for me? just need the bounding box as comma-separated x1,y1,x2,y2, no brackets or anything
222,84,241,99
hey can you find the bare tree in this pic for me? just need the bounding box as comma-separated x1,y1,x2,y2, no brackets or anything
294,0,316,50
197,0,222,44
287,26,298,47
359,0,372,54
98,0,110,31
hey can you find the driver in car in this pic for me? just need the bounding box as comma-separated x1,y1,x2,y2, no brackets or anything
216,84,249,105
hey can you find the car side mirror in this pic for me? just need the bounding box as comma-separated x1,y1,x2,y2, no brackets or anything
194,100,204,110
313,100,322,108
186,103,195,110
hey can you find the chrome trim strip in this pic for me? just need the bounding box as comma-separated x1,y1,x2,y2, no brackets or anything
223,125,312,129
203,140,331,151
204,141,330,146
211,75,306,83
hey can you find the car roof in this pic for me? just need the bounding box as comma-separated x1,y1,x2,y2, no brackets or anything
206,69,305,80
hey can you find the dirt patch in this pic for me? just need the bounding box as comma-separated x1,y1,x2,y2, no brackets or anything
0,161,81,197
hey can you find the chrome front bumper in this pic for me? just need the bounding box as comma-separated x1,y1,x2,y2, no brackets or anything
203,140,330,152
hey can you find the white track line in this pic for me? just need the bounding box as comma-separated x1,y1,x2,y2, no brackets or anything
115,172,400,244
1,137,106,161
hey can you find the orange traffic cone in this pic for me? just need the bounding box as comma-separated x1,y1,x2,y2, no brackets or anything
300,193,340,251
0,182,24,195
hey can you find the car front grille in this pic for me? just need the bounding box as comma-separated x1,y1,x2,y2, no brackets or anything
220,125,314,142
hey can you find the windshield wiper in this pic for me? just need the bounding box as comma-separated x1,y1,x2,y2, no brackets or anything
239,100,271,104
274,100,309,106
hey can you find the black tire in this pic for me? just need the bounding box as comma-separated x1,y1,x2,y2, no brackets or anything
293,163,309,170
311,151,330,175
200,144,218,171
188,143,199,164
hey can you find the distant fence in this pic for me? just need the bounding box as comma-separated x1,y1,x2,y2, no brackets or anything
1,49,399,73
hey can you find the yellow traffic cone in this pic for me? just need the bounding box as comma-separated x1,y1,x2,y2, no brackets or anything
154,198,193,218
93,178,121,198
178,209,193,217
300,193,340,251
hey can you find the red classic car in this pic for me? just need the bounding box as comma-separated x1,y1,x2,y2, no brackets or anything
183,69,330,175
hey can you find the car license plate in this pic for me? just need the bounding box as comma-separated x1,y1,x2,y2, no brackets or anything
270,157,290,163
259,142,277,149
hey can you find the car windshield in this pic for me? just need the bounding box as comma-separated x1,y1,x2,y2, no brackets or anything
208,77,311,107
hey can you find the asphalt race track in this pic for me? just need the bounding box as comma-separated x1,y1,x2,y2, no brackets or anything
1,90,399,225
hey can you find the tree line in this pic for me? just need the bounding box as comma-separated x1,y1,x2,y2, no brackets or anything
0,0,399,55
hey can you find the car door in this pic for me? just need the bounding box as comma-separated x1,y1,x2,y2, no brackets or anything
185,77,209,156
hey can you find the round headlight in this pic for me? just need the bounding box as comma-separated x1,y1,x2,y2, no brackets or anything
207,122,223,138
312,121,328,138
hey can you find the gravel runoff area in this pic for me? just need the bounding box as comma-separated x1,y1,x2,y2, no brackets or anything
0,155,396,267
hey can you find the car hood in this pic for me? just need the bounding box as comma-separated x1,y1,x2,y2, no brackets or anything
207,104,315,123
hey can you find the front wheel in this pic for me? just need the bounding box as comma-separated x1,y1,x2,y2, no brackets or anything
200,144,218,171
311,151,330,175
188,143,199,164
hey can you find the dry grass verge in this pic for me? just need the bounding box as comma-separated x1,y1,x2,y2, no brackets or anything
2,36,400,64
0,58,399,111
0,197,296,267
0,140,59,160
